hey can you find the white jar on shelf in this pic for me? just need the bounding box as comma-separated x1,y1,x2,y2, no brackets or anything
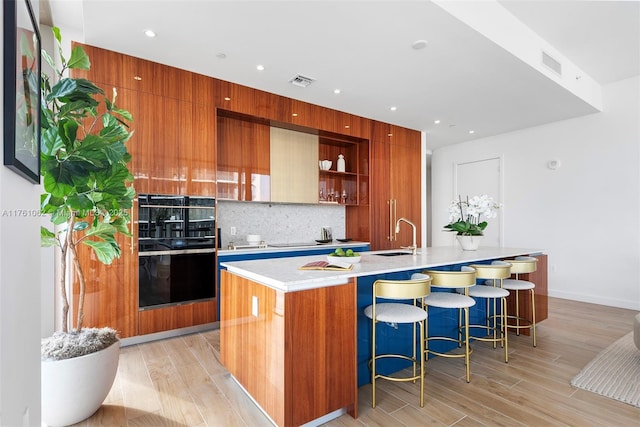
337,154,345,172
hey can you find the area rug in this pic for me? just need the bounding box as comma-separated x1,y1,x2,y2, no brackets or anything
571,332,640,407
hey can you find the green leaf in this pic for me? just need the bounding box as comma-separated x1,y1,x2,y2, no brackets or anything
48,78,103,102
41,227,57,247
66,194,94,212
102,141,127,164
50,207,71,225
41,49,56,71
83,240,119,265
57,98,99,119
43,169,75,198
51,27,62,44
110,217,131,235
60,119,78,146
73,221,89,231
112,107,133,122
67,46,90,70
41,128,64,157
84,222,117,238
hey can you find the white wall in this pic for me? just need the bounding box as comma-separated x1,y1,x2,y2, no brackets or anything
431,76,640,310
0,5,43,426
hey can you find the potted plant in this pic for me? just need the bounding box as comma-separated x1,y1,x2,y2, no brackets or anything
444,195,500,250
39,27,135,426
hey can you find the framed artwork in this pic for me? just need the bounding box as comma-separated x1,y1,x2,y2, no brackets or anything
3,0,41,183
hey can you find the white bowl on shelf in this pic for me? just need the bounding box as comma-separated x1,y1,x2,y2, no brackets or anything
319,160,332,170
327,254,361,264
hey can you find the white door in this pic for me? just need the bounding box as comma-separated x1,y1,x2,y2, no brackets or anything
455,157,502,247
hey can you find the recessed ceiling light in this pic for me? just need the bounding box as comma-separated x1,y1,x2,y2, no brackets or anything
434,120,441,124
256,65,265,71
412,39,428,50
334,89,341,94
390,106,397,111
144,30,156,38
469,130,475,134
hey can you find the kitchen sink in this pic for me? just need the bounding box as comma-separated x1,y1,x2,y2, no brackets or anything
374,251,413,256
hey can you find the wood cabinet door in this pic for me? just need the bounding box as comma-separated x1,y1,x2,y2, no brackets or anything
370,122,393,250
188,103,216,196
217,115,270,201
369,122,422,250
138,92,181,194
390,126,422,249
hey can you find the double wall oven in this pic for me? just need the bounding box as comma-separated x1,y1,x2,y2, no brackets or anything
138,194,216,309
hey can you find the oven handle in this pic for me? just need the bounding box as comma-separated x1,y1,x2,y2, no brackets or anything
139,248,216,256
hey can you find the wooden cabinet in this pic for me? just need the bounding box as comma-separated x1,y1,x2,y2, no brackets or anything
71,42,424,338
187,103,216,196
270,127,319,203
74,232,139,338
370,122,422,250
221,271,357,427
138,300,217,336
139,93,183,194
216,114,270,201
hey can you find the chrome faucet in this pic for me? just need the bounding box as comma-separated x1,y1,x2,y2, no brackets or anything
395,217,417,255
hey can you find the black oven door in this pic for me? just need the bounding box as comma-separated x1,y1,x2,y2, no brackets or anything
138,248,215,309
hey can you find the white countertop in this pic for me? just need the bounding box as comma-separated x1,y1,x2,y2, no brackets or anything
221,246,544,292
218,241,370,256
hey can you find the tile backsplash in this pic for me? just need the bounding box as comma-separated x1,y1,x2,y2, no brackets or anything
217,200,345,247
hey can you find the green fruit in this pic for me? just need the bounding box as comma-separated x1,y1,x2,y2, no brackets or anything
346,249,354,256
334,248,345,256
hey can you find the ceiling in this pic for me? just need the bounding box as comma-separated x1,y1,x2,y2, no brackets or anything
41,1,640,150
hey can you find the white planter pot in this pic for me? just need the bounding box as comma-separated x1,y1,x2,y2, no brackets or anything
456,235,483,251
41,341,119,426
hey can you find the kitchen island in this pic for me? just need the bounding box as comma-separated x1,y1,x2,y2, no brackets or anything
220,247,545,427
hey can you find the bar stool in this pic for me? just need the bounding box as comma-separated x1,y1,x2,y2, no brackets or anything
363,276,431,407
412,270,476,382
493,257,538,347
463,263,511,362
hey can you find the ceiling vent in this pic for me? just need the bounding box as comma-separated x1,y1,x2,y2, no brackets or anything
541,51,562,76
289,74,315,88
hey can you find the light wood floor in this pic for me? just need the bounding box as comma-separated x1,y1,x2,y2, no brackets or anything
74,298,640,427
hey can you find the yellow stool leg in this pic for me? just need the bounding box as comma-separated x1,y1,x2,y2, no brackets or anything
464,306,471,382
371,320,377,408
502,297,509,362
531,288,537,347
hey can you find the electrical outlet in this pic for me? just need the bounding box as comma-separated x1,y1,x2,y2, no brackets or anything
230,226,236,236
252,296,259,317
